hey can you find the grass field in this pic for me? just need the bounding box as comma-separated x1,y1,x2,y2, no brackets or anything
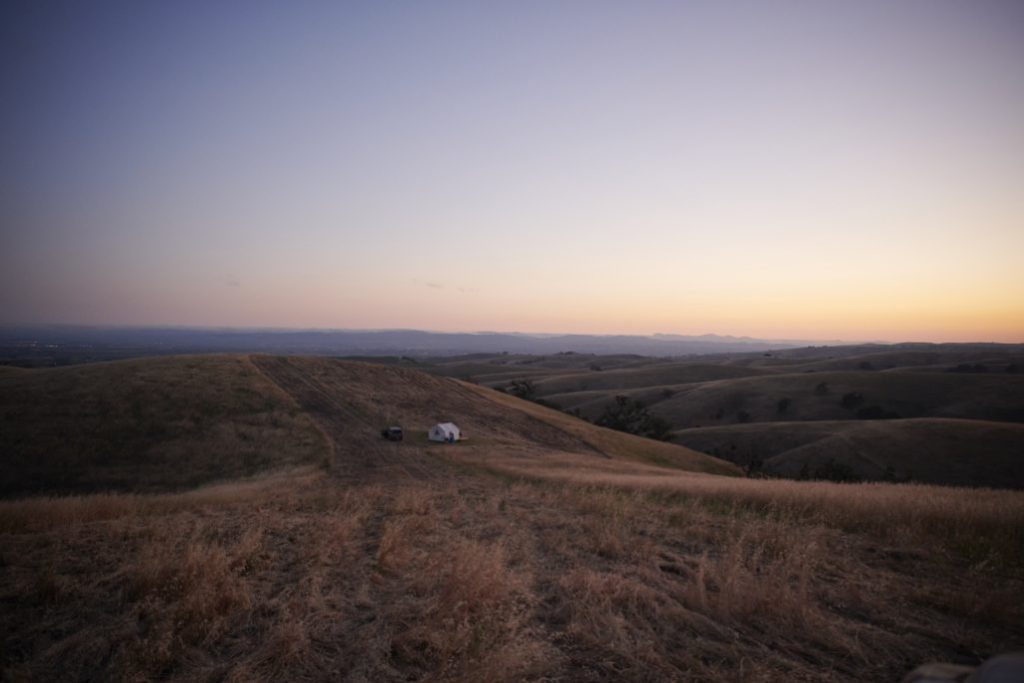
1,354,1022,681
2,464,1021,681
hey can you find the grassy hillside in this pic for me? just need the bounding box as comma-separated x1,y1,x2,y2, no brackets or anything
1,352,1022,681
656,371,1024,425
673,418,1024,488
543,370,1024,427
421,353,671,385
416,347,1024,489
467,382,737,475
0,355,737,497
369,345,1024,489
523,362,769,395
790,348,1024,373
712,343,1024,372
0,355,329,496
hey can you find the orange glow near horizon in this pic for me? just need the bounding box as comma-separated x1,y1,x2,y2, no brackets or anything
2,3,1023,345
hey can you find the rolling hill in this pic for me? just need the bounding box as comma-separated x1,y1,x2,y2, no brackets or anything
0,354,737,497
0,355,329,496
543,370,1024,427
1,352,1022,682
671,418,1024,488
389,345,1024,488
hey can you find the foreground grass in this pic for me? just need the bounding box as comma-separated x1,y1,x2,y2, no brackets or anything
2,464,1022,682
474,452,1024,572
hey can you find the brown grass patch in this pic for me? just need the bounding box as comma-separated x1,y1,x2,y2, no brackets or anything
2,465,1021,681
480,451,1024,571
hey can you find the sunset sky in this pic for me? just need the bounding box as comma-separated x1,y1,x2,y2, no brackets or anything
1,1,1022,342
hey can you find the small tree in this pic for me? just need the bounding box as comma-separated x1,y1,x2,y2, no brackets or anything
506,380,536,400
856,405,900,420
595,396,673,441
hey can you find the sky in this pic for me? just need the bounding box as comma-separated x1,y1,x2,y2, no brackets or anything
1,1,1022,343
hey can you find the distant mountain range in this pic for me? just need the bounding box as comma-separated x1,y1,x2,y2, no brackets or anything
0,325,836,359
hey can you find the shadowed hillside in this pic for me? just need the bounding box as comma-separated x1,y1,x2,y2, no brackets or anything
549,371,1024,427
672,418,1024,488
0,355,736,497
400,344,1024,488
0,356,329,496
525,363,770,395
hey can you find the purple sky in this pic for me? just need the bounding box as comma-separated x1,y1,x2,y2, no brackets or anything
2,1,1022,341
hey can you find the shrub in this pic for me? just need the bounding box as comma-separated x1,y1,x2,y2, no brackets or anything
505,380,536,400
596,396,673,441
813,460,860,483
856,405,900,420
948,363,989,373
840,392,864,409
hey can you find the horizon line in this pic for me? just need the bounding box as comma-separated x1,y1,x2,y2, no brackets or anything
5,322,1022,346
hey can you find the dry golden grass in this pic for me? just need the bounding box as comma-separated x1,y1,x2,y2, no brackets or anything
3,462,1020,682
466,382,740,476
0,467,322,534
478,451,1024,569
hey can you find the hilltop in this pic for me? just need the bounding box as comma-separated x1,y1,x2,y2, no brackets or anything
0,354,735,497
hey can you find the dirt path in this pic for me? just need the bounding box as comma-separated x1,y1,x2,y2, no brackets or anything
251,356,442,482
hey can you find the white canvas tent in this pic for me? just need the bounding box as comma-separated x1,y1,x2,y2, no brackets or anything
428,422,461,443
